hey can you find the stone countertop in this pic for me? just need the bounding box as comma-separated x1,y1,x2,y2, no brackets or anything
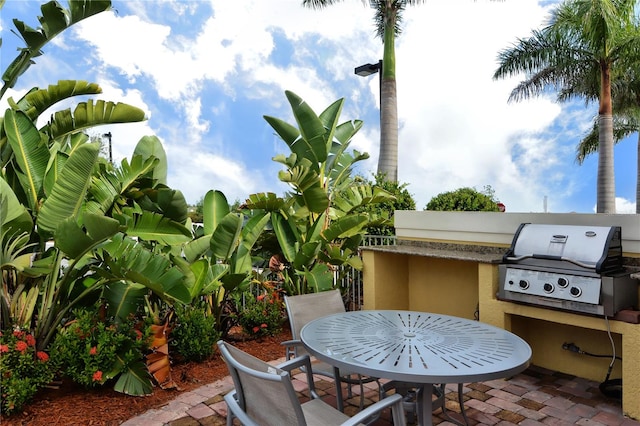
362,240,640,270
361,240,506,264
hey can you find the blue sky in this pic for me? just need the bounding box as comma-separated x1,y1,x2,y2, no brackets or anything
1,0,638,213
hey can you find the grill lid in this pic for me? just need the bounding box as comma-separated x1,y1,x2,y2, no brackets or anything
503,223,623,274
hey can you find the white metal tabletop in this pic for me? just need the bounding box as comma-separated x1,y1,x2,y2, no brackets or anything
300,310,532,425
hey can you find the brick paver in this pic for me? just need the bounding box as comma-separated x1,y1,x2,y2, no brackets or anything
116,364,640,426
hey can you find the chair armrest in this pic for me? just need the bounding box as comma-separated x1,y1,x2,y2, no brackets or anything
281,339,302,347
340,393,406,426
281,339,303,360
277,355,321,400
223,391,261,426
277,353,312,373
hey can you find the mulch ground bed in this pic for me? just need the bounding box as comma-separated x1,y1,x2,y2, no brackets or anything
1,326,292,426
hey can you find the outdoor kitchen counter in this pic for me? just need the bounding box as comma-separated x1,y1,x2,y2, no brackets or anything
363,240,505,263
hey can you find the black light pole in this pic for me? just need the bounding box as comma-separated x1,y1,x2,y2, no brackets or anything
354,60,382,112
102,132,112,164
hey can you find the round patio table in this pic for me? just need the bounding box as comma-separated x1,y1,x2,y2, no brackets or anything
300,310,532,426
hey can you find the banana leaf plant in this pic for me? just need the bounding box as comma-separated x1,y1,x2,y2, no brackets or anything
247,91,395,295
0,0,111,99
179,189,271,337
0,0,192,396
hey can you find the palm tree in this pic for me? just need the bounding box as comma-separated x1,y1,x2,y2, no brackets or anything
302,0,427,183
493,0,640,213
576,67,640,213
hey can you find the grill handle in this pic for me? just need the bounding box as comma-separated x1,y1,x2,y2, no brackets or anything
504,254,596,269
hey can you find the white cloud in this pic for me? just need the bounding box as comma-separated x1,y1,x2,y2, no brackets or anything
3,0,635,213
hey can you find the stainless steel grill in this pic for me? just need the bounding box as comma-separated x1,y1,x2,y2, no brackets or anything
498,223,638,317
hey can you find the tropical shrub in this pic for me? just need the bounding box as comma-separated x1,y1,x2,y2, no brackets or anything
180,190,271,338
425,186,500,212
245,91,395,295
357,173,415,236
170,302,219,362
51,306,151,392
235,290,285,338
0,328,59,415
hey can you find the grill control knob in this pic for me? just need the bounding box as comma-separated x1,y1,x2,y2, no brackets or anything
518,280,529,290
543,283,554,293
557,277,569,288
570,286,582,297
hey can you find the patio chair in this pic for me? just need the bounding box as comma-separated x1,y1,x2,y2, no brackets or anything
217,340,406,426
282,289,382,411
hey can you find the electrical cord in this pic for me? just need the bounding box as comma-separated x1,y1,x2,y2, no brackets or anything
600,315,622,399
561,316,622,399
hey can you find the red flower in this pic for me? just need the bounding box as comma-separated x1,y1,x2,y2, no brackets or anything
12,330,24,339
15,341,28,353
252,326,260,333
0,345,8,353
92,371,103,382
25,334,36,347
89,346,98,355
36,351,49,362
134,329,143,340
257,294,266,301
261,324,267,328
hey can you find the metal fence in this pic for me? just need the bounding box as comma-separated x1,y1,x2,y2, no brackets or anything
338,235,396,311
243,235,396,310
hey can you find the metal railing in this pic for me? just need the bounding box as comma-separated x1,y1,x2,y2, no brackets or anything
338,235,396,311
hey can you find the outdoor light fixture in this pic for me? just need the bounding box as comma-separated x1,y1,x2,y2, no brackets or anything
355,60,383,113
354,61,381,77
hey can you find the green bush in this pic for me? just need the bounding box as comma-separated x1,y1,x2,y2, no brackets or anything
236,292,284,338
170,302,219,362
425,186,500,212
51,307,149,388
0,328,59,415
356,173,416,236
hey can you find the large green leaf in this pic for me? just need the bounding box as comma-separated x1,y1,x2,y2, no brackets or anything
1,0,112,98
132,135,167,185
12,80,102,121
302,263,334,292
156,188,188,224
271,213,298,263
210,213,242,261
234,212,270,274
183,234,211,264
100,235,190,304
4,109,49,211
285,90,328,165
85,154,159,216
112,358,153,396
55,214,120,258
292,241,322,271
244,192,285,212
278,164,328,213
203,190,230,235
0,177,33,236
37,142,99,235
122,211,192,245
104,281,147,321
318,97,344,154
47,100,146,140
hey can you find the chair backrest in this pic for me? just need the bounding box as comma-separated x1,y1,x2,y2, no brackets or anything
217,340,306,426
284,289,346,340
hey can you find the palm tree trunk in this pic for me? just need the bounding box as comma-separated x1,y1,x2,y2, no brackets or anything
378,77,398,181
597,62,615,213
596,114,616,213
